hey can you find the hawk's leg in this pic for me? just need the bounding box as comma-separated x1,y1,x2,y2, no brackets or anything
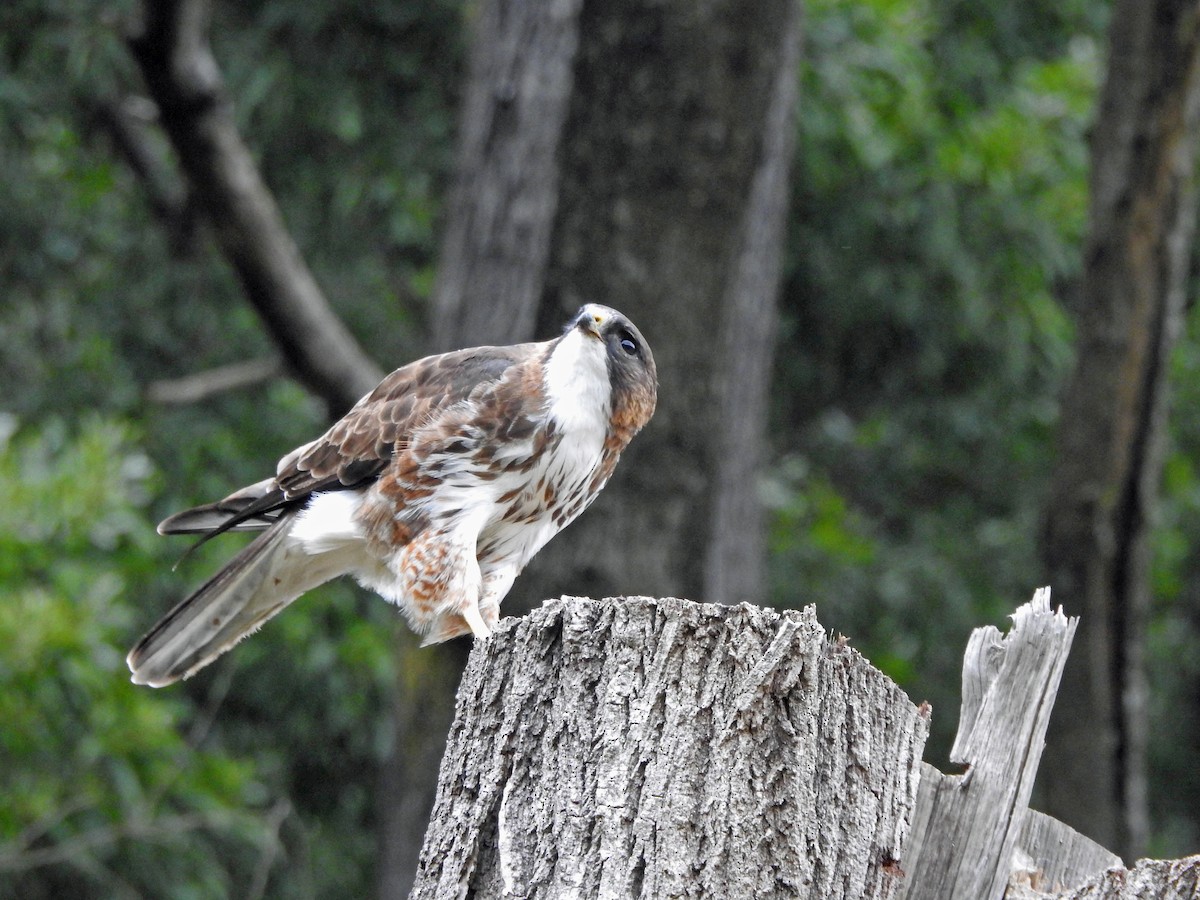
462,605,491,641
414,561,516,644
392,524,490,644
476,564,518,633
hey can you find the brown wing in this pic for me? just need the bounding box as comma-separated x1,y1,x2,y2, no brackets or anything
159,342,544,540
274,343,541,496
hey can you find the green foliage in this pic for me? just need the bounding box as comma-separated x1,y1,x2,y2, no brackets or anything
0,418,276,898
0,416,406,897
2,1,464,894
772,0,1200,854
771,0,1099,756
7,0,1200,884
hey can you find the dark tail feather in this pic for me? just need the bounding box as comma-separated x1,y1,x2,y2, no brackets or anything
128,511,322,687
158,478,285,535
158,483,294,570
157,503,281,535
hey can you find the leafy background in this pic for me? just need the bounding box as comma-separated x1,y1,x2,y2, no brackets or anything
4,0,1200,895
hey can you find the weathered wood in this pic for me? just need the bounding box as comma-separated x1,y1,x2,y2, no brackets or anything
409,596,929,900
1012,809,1123,895
898,589,1078,900
1008,855,1200,900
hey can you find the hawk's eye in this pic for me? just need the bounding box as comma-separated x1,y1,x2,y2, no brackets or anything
618,330,639,356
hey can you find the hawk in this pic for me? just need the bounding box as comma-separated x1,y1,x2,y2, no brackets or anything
127,304,656,687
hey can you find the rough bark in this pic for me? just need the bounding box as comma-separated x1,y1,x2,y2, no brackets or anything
1039,0,1200,857
412,592,1200,900
898,590,1082,900
129,0,384,414
409,596,929,900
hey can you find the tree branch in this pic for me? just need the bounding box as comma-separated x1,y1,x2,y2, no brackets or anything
0,812,215,874
145,356,282,405
128,0,384,414
93,94,197,252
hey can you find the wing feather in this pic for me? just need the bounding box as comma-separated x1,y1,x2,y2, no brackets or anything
275,344,538,496
160,343,543,537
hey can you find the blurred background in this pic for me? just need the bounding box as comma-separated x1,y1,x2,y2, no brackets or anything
4,0,1200,896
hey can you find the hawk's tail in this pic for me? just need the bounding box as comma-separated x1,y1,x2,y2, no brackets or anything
127,511,343,687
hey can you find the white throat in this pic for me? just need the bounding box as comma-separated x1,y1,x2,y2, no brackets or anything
544,327,612,432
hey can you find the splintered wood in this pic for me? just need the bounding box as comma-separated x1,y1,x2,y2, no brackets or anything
897,588,1080,900
409,597,929,900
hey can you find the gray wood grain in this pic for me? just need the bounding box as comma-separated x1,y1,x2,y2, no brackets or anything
1012,810,1123,895
1008,855,1200,900
898,589,1078,900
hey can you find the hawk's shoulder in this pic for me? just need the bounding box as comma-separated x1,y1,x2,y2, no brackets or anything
275,342,546,499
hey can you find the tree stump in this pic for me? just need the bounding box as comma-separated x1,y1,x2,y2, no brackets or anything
409,596,929,900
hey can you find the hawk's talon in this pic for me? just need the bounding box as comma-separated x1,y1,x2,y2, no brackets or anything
464,605,492,641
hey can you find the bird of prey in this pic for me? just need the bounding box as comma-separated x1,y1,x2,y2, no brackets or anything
127,304,657,687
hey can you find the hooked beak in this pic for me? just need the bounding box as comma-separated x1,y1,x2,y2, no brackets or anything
573,305,609,339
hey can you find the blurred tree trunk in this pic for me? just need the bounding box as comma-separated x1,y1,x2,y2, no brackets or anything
1039,0,1200,859
435,0,801,609
434,0,802,649
524,0,800,608
428,0,582,351
378,1,801,897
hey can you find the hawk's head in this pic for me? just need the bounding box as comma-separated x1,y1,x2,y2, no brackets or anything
544,305,657,443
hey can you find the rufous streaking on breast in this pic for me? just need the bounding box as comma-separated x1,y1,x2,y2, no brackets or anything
126,305,657,687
